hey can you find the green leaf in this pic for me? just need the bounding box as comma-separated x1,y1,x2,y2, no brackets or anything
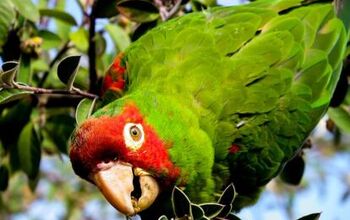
57,55,81,90
297,213,321,220
0,0,16,48
0,101,32,145
157,216,168,220
117,0,159,23
0,164,9,191
11,0,40,22
328,106,350,133
218,183,236,205
95,0,120,18
172,186,192,218
191,0,216,7
31,59,49,72
44,114,75,154
39,9,77,26
29,173,40,192
217,204,233,218
200,203,224,218
76,98,97,125
17,122,41,179
54,1,71,40
38,30,62,49
132,21,157,41
69,28,88,52
280,154,305,185
74,67,90,90
95,32,107,56
0,89,32,105
105,24,131,52
226,213,242,220
191,204,204,219
17,54,32,84
1,61,18,85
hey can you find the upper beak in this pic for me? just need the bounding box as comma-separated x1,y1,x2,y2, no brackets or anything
91,161,160,216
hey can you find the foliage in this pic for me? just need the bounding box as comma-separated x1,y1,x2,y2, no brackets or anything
0,0,350,219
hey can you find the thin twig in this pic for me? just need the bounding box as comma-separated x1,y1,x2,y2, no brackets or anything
155,0,182,21
88,0,98,93
2,83,98,99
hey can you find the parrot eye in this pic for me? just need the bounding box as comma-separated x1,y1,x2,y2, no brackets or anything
123,123,145,150
130,126,142,141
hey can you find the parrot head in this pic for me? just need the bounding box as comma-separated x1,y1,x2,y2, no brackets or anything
69,103,180,216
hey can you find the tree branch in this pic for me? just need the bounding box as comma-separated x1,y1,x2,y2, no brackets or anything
2,83,98,99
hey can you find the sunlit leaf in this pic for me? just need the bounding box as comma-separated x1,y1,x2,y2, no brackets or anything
17,122,41,179
17,55,32,84
69,28,88,52
76,98,97,125
57,55,81,90
105,24,131,52
38,30,62,49
31,59,49,72
328,106,350,133
54,1,71,40
280,154,305,185
39,9,77,26
297,213,321,220
0,89,32,105
117,0,159,23
1,61,18,85
0,0,16,48
0,164,9,191
11,0,40,22
172,186,192,218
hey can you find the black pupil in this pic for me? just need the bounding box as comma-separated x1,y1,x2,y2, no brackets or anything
131,127,139,136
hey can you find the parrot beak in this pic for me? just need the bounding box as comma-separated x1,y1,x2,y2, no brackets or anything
91,161,159,216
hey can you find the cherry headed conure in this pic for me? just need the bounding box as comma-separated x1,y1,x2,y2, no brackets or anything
69,0,350,218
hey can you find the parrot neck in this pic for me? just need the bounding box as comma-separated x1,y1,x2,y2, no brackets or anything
128,91,216,201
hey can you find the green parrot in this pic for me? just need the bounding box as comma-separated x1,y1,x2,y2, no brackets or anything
69,0,350,218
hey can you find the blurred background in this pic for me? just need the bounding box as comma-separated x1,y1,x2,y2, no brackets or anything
1,0,350,219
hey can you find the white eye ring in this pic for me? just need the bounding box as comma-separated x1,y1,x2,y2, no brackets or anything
123,123,145,150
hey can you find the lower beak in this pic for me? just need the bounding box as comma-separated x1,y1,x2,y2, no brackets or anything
92,162,159,216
